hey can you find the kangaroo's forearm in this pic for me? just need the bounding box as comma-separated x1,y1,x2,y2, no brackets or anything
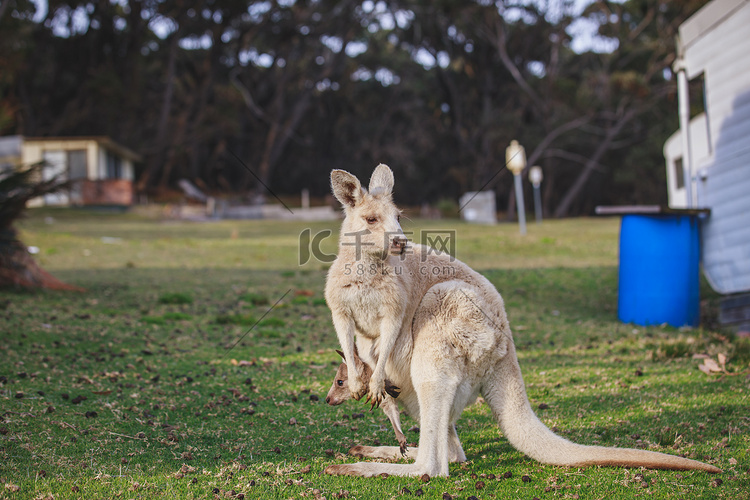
331,312,361,383
371,319,402,380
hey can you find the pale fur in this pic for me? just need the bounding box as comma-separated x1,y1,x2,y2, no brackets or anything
325,348,408,454
324,164,721,477
327,164,407,406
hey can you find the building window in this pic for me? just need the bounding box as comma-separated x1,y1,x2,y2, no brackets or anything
105,151,122,179
41,150,68,205
674,157,685,189
689,74,706,118
690,73,712,155
67,150,87,179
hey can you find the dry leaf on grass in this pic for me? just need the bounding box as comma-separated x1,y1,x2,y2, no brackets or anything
180,464,197,474
230,359,254,367
697,354,728,375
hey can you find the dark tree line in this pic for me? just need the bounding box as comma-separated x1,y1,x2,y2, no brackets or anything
0,0,708,216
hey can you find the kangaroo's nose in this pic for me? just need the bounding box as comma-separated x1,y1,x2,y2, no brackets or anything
325,396,331,404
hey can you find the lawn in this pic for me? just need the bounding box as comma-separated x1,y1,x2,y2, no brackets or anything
1,208,748,499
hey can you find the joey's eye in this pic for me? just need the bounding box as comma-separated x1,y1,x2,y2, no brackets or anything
397,214,401,222
366,217,378,224
336,380,344,387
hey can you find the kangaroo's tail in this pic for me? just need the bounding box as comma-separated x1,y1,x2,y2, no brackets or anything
482,343,721,473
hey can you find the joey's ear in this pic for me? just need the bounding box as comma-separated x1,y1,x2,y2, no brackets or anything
369,164,394,195
335,349,346,362
331,170,364,208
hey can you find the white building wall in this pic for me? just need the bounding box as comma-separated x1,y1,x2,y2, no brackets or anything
664,114,709,208
122,159,134,180
668,0,750,294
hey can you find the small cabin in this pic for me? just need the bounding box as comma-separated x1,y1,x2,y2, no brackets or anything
663,0,750,302
0,135,141,207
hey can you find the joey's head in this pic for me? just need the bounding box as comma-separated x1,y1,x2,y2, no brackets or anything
324,349,400,405
331,164,407,260
325,360,350,406
325,349,369,405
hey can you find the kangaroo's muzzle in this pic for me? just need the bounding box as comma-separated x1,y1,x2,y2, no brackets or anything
390,235,407,255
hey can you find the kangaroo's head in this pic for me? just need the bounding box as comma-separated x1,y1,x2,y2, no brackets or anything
330,164,407,259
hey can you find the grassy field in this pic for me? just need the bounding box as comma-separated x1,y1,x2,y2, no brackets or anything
1,208,748,499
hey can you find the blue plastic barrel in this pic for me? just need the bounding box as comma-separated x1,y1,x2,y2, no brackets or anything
618,214,700,327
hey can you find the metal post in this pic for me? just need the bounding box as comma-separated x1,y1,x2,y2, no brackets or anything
529,165,543,224
513,173,526,235
674,48,694,208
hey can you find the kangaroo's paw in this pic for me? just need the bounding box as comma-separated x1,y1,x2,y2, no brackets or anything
366,377,386,408
399,439,408,456
349,374,367,401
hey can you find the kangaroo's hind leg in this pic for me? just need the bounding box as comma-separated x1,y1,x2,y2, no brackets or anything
346,395,414,459
407,364,463,476
447,424,466,463
325,375,461,477
347,422,465,464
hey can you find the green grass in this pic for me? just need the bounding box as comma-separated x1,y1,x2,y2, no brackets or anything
0,208,747,499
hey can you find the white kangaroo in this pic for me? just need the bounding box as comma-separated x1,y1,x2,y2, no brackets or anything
324,164,721,477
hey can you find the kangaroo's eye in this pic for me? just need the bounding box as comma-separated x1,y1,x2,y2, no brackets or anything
336,380,344,387
366,217,378,224
397,214,401,222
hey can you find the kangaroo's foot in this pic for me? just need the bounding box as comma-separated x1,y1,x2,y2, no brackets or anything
349,445,417,460
324,462,437,478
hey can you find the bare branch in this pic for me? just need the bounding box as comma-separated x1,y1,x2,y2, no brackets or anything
541,148,607,173
484,17,546,115
230,68,267,121
526,116,591,168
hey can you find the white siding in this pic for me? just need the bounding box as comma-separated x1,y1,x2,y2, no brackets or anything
664,114,709,207
670,0,750,294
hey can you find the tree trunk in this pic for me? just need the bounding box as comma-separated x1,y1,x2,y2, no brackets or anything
553,109,637,217
138,32,180,192
0,0,11,23
0,240,83,291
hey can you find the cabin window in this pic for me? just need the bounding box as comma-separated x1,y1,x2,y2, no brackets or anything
67,150,87,179
42,150,66,180
688,74,706,118
674,157,685,189
105,151,122,179
700,74,711,154
690,73,711,154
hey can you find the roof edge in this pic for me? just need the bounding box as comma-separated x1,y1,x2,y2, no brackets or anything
680,0,750,49
21,136,142,162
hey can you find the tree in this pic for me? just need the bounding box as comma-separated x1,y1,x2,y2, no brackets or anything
0,0,713,215
552,0,710,216
0,164,82,290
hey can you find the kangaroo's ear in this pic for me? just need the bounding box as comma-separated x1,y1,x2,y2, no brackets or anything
335,349,346,362
331,170,364,208
369,164,394,196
